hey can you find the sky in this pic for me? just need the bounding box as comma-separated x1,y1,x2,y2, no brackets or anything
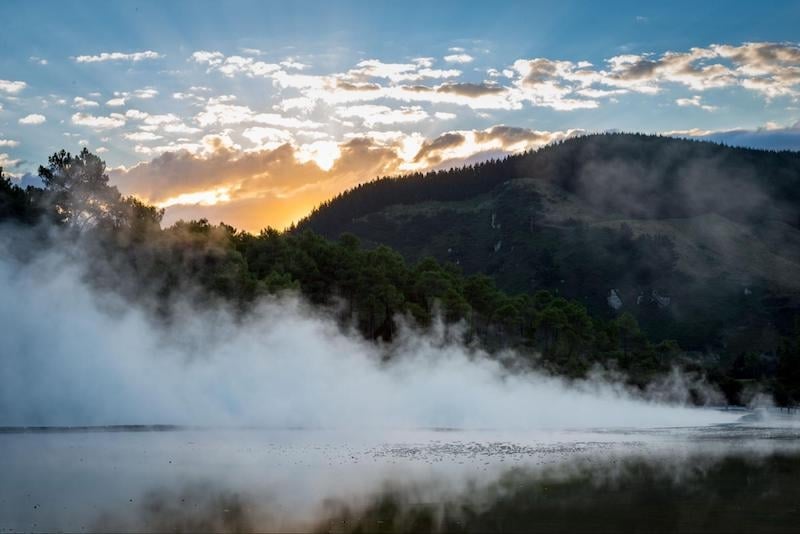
1,0,799,231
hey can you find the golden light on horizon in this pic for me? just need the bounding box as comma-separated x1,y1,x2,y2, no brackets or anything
295,140,342,172
156,186,233,209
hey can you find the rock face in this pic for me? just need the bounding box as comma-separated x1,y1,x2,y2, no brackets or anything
607,289,623,311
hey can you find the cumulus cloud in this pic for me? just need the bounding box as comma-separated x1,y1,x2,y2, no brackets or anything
335,104,429,126
0,153,22,168
124,131,163,142
134,88,159,99
280,59,309,70
110,125,577,231
512,58,602,109
74,51,163,63
191,50,281,77
71,112,126,130
242,126,294,147
195,102,321,129
0,80,27,94
180,42,800,116
347,59,462,82
508,42,800,109
0,139,20,147
413,125,581,166
73,96,100,108
675,95,718,111
104,88,159,107
18,114,46,125
444,53,474,64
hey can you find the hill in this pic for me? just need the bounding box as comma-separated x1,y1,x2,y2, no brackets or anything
298,133,800,350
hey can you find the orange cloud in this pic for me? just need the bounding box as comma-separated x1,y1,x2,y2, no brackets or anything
110,126,578,232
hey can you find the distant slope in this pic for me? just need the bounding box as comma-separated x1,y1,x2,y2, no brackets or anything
297,133,800,349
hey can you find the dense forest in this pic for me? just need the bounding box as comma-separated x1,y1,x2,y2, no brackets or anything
2,143,800,407
295,134,800,406
298,133,800,233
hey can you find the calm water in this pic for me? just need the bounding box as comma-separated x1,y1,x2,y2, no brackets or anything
2,416,800,533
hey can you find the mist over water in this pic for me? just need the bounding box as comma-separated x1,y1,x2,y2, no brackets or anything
0,220,797,534
0,228,737,430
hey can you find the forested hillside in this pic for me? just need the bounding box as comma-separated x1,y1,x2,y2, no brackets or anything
2,144,800,407
298,134,800,368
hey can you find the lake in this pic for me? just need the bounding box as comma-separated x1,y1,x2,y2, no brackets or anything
2,413,800,533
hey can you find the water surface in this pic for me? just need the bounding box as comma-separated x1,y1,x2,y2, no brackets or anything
2,416,800,533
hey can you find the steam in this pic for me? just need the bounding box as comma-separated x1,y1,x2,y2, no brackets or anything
0,227,737,429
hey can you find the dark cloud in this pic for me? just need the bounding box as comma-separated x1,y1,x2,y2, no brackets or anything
688,121,800,151
436,82,507,97
475,126,558,147
400,84,434,93
413,132,467,163
335,80,382,92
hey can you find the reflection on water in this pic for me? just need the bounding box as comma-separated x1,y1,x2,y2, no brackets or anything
2,422,800,533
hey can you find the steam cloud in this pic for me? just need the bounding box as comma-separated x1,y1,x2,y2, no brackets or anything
0,226,737,429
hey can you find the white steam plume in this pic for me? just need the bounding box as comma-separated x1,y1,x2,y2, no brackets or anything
0,236,738,429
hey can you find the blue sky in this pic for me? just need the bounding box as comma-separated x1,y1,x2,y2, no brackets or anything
1,0,799,230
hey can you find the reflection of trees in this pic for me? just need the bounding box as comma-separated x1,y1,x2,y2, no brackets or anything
85,450,800,533
318,452,800,533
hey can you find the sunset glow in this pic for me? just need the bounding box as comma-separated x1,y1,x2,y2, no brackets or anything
0,1,798,231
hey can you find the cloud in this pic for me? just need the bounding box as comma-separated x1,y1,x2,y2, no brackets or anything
124,132,163,142
73,96,100,108
335,104,429,126
18,114,46,125
0,139,20,147
0,153,22,168
110,125,578,231
412,132,466,162
71,112,126,130
74,51,163,63
105,88,159,107
191,50,280,77
242,126,294,147
163,123,202,134
507,42,800,109
0,80,27,94
196,102,321,129
675,95,717,111
295,140,341,171
29,56,48,65
347,59,461,82
134,88,159,99
122,109,201,135
280,59,309,70
512,58,601,109
444,53,474,64
184,42,800,116
304,80,519,110
436,82,506,97
666,119,800,151
413,125,581,166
